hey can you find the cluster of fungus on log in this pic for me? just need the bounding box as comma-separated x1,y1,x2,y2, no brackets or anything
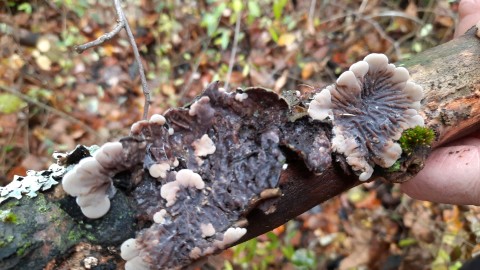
58,52,428,267
60,81,336,269
125,84,288,269
308,53,425,181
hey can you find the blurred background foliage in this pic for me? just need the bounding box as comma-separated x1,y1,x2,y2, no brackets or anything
2,0,479,269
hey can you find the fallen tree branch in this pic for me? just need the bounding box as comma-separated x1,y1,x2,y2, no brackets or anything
1,28,480,269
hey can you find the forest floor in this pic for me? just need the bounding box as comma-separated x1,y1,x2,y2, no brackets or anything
1,0,479,269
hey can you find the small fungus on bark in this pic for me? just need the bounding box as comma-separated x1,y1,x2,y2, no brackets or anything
62,142,125,218
308,53,424,181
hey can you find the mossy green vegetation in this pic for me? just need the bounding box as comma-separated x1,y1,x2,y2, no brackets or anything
0,209,18,224
0,235,14,248
399,126,435,155
386,126,435,172
387,160,402,172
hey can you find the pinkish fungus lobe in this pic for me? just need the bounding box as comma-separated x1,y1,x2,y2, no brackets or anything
308,53,424,181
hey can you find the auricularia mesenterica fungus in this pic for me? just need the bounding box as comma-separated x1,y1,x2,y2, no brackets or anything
62,142,124,218
58,52,426,268
308,53,424,181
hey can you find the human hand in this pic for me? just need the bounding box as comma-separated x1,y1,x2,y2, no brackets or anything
401,0,480,205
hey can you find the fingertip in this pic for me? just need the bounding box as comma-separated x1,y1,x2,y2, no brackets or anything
455,0,480,37
401,145,480,205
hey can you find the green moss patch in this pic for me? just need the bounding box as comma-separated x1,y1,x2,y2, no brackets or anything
399,126,435,155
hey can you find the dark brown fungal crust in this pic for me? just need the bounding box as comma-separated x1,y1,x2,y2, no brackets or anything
105,82,334,269
281,118,332,173
58,81,335,268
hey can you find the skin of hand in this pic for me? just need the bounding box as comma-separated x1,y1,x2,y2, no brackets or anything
400,0,480,205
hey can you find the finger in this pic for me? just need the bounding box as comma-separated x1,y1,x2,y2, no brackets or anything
401,143,480,205
455,0,480,37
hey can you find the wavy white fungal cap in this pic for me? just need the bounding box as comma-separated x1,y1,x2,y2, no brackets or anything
176,169,205,189
94,142,123,169
121,239,149,270
234,93,248,102
62,142,125,218
308,53,424,181
215,227,247,249
189,247,202,259
149,114,166,125
130,120,148,135
160,169,204,206
200,223,216,238
308,88,333,121
121,238,140,260
160,181,180,207
189,96,211,116
192,134,216,157
62,157,104,196
153,209,167,224
76,190,111,219
125,257,150,270
148,163,170,179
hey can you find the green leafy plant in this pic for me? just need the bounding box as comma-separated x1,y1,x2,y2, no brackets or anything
17,3,32,14
229,221,317,269
0,94,27,114
273,0,288,20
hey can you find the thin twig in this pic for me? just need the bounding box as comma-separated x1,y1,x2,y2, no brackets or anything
74,19,124,54
0,85,103,141
120,4,151,119
74,0,151,120
307,0,317,34
360,16,401,59
224,11,242,91
179,17,220,99
178,36,214,99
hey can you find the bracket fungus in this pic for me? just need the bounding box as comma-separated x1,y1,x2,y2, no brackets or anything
308,53,425,181
62,142,125,218
58,53,428,268
58,81,335,269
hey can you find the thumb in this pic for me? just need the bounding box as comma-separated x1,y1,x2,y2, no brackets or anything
455,0,480,37
401,141,480,205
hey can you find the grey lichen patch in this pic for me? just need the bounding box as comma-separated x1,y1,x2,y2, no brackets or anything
0,144,100,205
308,53,424,181
0,164,63,205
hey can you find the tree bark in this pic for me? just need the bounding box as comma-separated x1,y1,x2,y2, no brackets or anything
1,28,479,270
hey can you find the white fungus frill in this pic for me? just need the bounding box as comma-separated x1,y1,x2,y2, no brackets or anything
308,53,424,181
62,142,124,218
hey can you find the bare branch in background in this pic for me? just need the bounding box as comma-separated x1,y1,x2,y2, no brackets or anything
74,0,151,120
224,11,242,91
